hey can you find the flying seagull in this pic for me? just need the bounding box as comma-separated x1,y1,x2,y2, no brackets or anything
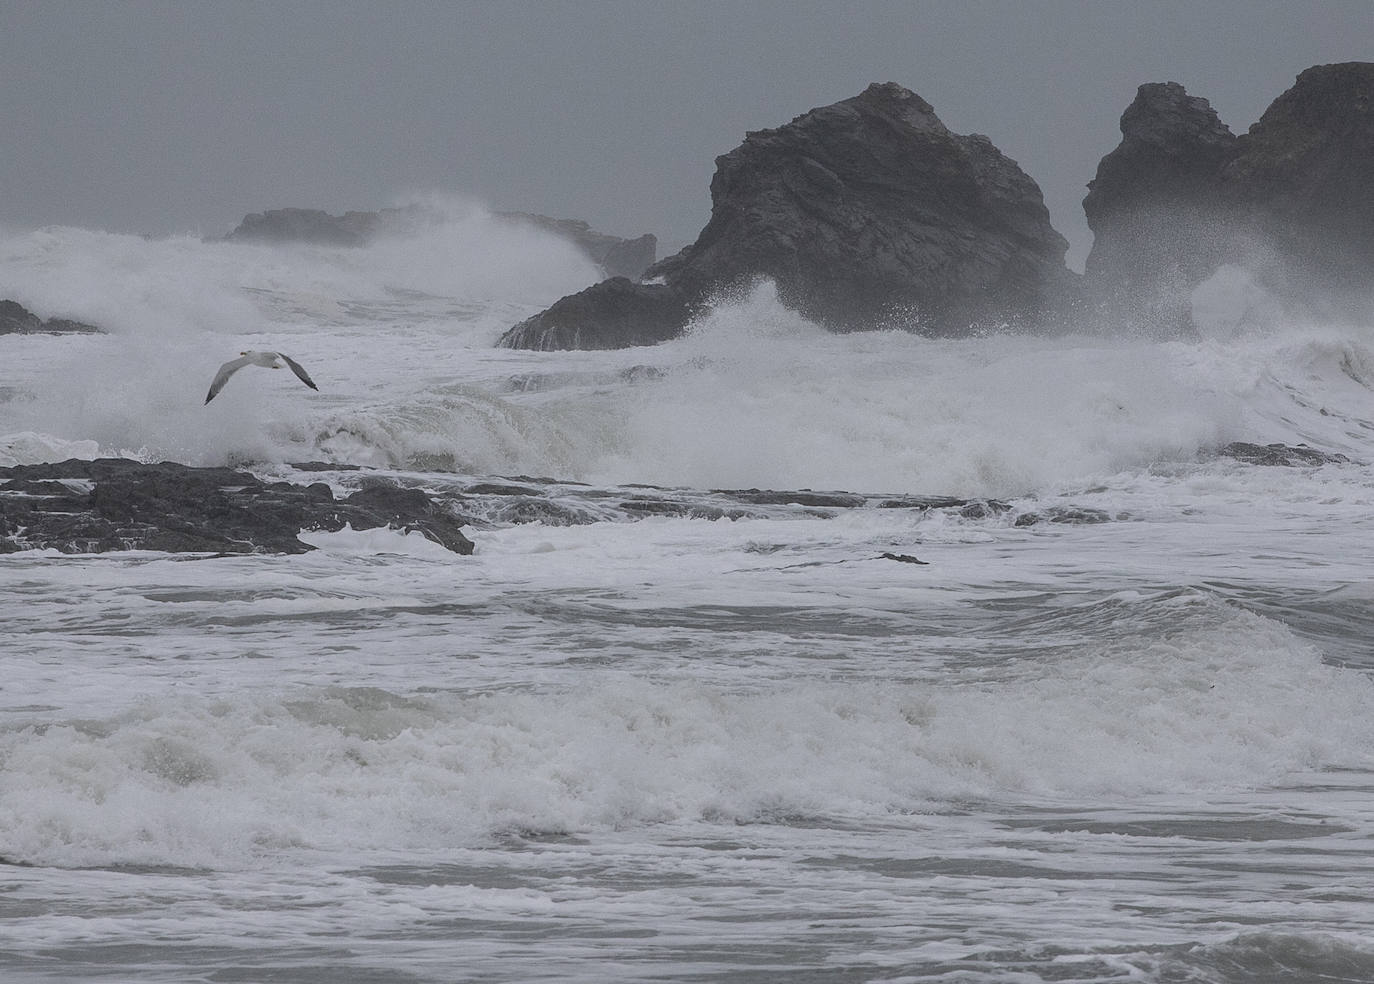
205,351,319,404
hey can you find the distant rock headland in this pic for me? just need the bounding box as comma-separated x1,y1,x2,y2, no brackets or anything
502,62,1374,349
492,213,657,282
0,299,101,335
501,82,1077,350
223,206,656,280
224,205,400,247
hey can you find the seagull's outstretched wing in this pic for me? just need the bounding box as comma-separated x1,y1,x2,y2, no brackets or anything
277,352,319,391
205,355,254,404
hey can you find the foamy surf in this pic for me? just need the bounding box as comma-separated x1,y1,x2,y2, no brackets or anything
3,215,1374,983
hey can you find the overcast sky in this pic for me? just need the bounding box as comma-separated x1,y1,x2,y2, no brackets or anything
3,1,1370,267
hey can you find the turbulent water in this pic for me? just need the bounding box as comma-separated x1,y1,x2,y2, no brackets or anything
3,207,1374,983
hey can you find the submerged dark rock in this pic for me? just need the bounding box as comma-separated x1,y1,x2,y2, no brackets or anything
1084,62,1374,334
0,299,102,335
879,552,928,565
0,459,474,555
1012,506,1117,527
721,489,870,509
1219,442,1351,467
501,81,1076,350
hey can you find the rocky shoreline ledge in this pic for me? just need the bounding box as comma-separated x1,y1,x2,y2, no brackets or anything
0,459,474,556
0,299,102,336
1,444,1343,556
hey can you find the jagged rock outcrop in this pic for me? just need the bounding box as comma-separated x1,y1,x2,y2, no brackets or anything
501,82,1077,350
1082,82,1239,335
497,278,689,351
0,299,101,335
224,206,655,279
1084,62,1374,334
0,459,474,555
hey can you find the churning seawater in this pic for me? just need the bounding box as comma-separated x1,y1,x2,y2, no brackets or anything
2,211,1374,982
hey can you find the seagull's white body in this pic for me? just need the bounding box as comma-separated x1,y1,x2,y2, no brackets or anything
205,351,318,404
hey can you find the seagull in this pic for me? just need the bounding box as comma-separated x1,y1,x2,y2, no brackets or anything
205,351,319,404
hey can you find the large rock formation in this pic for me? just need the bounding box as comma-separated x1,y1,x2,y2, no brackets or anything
1082,82,1239,335
501,82,1076,349
0,459,474,555
0,299,101,335
1223,61,1374,306
224,206,656,279
1084,62,1374,333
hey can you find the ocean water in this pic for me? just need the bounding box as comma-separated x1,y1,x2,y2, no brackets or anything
2,208,1374,982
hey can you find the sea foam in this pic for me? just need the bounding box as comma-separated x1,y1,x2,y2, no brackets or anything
3,596,1369,870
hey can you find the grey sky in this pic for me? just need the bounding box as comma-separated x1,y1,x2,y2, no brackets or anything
3,1,1370,268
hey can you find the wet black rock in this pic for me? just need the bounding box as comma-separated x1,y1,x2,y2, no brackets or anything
721,489,870,509
0,299,102,335
1013,506,1117,527
958,499,1014,520
0,459,474,555
482,496,602,527
878,552,928,565
501,82,1077,350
